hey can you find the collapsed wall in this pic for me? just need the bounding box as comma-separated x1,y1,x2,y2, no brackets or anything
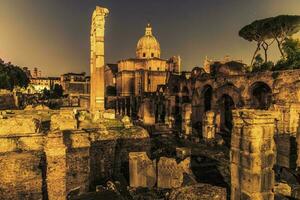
0,110,150,200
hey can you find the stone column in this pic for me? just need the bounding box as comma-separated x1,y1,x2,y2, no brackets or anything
45,131,67,200
182,103,192,137
202,111,216,139
90,6,109,112
273,103,300,169
231,109,276,200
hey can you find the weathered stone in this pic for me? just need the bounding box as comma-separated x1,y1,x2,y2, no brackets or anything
0,152,44,200
0,116,40,135
182,103,192,136
45,131,67,200
90,6,109,111
138,98,155,125
274,182,292,198
50,110,77,131
202,111,216,139
231,109,277,200
169,183,227,200
157,157,183,188
121,115,133,128
176,147,191,160
129,152,156,188
103,109,116,119
274,133,297,169
178,157,192,174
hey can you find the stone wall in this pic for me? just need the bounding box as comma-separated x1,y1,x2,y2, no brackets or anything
0,93,17,110
0,111,150,200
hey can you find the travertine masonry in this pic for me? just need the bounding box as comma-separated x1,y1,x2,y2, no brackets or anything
0,110,150,200
129,152,156,188
51,110,77,131
231,109,276,200
202,111,216,139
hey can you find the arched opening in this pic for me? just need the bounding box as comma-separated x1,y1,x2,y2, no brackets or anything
218,94,235,133
250,82,272,110
172,86,179,94
201,85,213,112
182,86,190,103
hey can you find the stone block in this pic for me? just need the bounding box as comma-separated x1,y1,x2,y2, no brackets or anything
176,147,191,160
103,110,116,119
240,169,274,193
0,138,17,152
18,136,44,151
129,152,156,188
68,132,90,148
50,110,77,131
169,183,226,200
157,157,183,189
202,111,216,139
274,182,292,197
239,152,275,172
0,116,40,135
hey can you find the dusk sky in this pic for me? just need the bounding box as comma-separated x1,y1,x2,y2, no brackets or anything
1,0,300,76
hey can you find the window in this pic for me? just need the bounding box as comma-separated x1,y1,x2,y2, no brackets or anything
143,53,146,57
157,67,159,71
148,78,151,84
151,53,154,57
149,67,151,71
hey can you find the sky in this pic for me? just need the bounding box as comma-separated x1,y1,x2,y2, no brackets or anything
0,0,300,76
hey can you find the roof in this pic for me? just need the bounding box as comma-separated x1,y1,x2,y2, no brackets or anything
118,57,167,63
106,63,118,73
62,72,86,76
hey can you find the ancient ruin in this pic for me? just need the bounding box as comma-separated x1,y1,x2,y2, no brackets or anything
90,6,109,112
1,2,300,200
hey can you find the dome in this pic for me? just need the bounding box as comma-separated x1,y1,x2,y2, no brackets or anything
136,24,161,59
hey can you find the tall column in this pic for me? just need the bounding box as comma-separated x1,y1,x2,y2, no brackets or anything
90,6,109,112
231,109,276,200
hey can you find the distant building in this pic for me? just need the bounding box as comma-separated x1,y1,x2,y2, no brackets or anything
31,67,42,78
30,77,61,92
106,23,181,116
60,72,90,96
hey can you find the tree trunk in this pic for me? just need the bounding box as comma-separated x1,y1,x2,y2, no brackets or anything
275,37,285,58
262,42,268,63
251,42,261,66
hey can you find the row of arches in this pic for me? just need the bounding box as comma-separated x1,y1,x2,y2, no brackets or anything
195,81,273,134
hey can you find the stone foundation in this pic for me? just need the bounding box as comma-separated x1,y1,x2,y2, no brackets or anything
0,110,150,200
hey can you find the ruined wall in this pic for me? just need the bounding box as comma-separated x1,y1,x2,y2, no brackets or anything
0,93,16,110
189,69,300,137
0,110,150,200
231,109,276,200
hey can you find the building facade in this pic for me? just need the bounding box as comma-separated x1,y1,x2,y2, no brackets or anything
108,24,181,118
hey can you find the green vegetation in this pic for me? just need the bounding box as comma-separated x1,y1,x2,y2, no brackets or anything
273,38,300,70
0,59,30,90
239,15,300,72
42,84,64,99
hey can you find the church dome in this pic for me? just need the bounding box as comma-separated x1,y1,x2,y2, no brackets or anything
136,24,161,59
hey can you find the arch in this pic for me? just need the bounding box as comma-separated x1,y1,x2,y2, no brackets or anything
214,83,243,107
182,86,189,95
217,94,235,133
201,85,213,112
182,86,190,103
249,82,272,109
172,85,179,94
